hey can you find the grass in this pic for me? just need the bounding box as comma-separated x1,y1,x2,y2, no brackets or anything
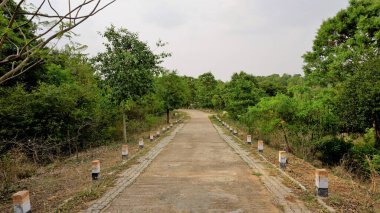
252,171,262,176
0,111,187,212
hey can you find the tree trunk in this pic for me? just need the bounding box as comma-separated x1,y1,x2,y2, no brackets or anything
123,110,127,144
374,116,380,149
280,122,292,153
166,108,170,124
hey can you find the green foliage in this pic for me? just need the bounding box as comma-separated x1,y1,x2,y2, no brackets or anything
93,25,165,105
222,72,264,119
155,70,190,111
0,51,119,161
336,56,380,146
347,142,379,174
314,136,352,165
195,72,217,108
303,0,380,85
364,128,376,146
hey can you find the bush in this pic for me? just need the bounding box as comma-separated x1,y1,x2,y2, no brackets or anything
346,142,379,175
314,136,352,165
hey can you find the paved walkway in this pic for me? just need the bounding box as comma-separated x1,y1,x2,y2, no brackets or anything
103,110,281,212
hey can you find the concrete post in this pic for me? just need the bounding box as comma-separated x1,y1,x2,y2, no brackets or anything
12,190,31,213
139,138,144,149
122,145,129,159
149,133,154,142
92,160,100,180
279,151,287,169
315,169,328,197
246,135,252,144
258,140,264,152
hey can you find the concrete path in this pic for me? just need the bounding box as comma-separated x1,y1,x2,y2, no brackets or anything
103,110,281,212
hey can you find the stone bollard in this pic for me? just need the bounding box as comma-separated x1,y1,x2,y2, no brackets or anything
315,169,328,197
246,135,252,144
12,190,31,213
258,140,264,152
149,133,154,142
156,131,160,137
162,127,166,132
122,145,129,159
233,129,238,135
139,138,144,149
278,151,287,169
229,127,233,132
170,123,173,128
92,160,100,180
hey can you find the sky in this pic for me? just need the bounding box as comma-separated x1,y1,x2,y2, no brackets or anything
33,0,349,81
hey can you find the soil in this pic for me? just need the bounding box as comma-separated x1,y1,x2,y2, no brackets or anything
0,114,181,212
221,116,380,213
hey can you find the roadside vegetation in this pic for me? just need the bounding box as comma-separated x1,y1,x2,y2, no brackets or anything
1,0,380,212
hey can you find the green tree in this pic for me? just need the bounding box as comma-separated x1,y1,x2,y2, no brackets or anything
223,71,264,118
195,72,217,108
182,76,197,107
303,0,380,85
155,71,189,123
211,81,226,110
336,56,380,147
93,25,167,143
0,51,105,160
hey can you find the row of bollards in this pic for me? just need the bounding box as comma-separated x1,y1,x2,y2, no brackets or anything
214,115,329,197
11,119,183,212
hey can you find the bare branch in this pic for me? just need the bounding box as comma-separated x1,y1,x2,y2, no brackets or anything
0,0,25,48
0,0,116,84
0,0,9,8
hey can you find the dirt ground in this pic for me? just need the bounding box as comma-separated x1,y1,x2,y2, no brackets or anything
102,110,282,212
217,115,380,213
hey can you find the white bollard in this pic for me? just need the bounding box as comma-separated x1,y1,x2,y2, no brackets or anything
279,151,287,169
162,127,166,132
258,140,264,152
149,133,154,142
122,144,129,159
233,129,238,135
12,190,31,213
246,135,252,144
92,160,100,180
139,138,144,148
156,131,160,137
315,169,328,197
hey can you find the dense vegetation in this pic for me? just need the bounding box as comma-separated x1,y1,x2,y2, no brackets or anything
205,0,380,177
0,1,189,196
1,0,379,199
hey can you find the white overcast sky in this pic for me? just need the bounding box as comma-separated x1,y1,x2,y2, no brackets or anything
33,0,349,81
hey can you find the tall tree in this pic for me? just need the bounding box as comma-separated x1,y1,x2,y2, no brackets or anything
337,56,380,147
195,72,217,108
303,0,380,85
156,71,189,123
223,71,264,118
93,25,168,143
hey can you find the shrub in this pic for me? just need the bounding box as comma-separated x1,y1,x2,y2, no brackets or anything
314,136,352,165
